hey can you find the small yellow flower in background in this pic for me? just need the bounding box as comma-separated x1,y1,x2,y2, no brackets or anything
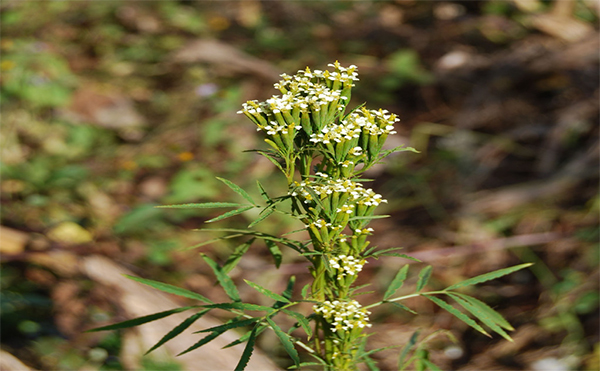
47,221,93,244
178,151,194,162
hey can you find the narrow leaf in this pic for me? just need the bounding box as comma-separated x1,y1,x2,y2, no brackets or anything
156,202,242,209
280,275,295,302
146,309,210,354
244,280,290,303
282,309,312,338
449,292,513,330
416,266,433,292
202,302,275,313
124,275,212,303
217,177,257,205
222,239,254,274
257,151,285,173
201,254,240,302
206,205,254,223
388,301,417,314
248,207,275,228
398,330,420,370
423,295,490,337
256,180,270,202
264,239,283,268
267,317,300,367
178,331,222,356
223,324,268,349
446,293,513,341
445,263,533,291
87,306,195,333
364,356,381,371
235,325,258,371
197,317,260,334
420,359,443,371
384,265,410,300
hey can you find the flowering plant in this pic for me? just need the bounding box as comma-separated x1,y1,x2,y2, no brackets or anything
89,62,531,370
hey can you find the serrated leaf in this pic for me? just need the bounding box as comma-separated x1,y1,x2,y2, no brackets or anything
267,317,299,366
178,330,222,356
222,239,254,274
423,295,490,337
388,301,417,314
244,280,291,303
446,292,513,341
87,306,195,333
445,263,533,291
217,177,257,205
449,292,513,330
416,266,433,292
197,317,260,334
398,330,420,370
301,283,310,299
201,254,240,302
282,309,312,338
280,275,295,302
248,207,275,228
265,239,283,268
384,265,410,300
156,202,242,209
222,324,268,349
235,325,258,371
146,309,210,354
206,205,254,223
202,302,275,313
124,275,213,303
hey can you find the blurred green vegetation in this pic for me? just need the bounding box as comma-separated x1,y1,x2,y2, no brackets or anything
1,1,598,370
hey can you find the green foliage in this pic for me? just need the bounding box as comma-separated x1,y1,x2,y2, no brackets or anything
95,62,530,371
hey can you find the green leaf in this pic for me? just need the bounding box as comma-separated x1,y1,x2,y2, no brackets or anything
384,265,410,300
206,205,254,223
217,177,257,205
445,263,533,291
398,330,420,370
196,228,306,253
202,302,275,313
156,202,242,209
446,292,513,341
201,254,240,302
282,309,312,338
178,330,222,356
416,266,433,292
266,317,300,367
420,359,443,371
244,280,291,303
222,239,254,274
197,317,261,334
124,275,213,303
423,295,490,337
347,215,390,222
449,292,513,330
301,283,311,299
257,151,285,173
363,355,380,371
388,301,417,314
248,207,275,228
146,309,210,354
87,306,196,332
256,180,271,202
280,275,295,302
265,239,283,268
223,324,268,349
235,325,258,371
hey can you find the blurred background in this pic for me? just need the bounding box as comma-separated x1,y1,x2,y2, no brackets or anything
1,1,598,370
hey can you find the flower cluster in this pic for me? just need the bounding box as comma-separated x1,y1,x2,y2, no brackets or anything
313,300,372,333
329,255,367,280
